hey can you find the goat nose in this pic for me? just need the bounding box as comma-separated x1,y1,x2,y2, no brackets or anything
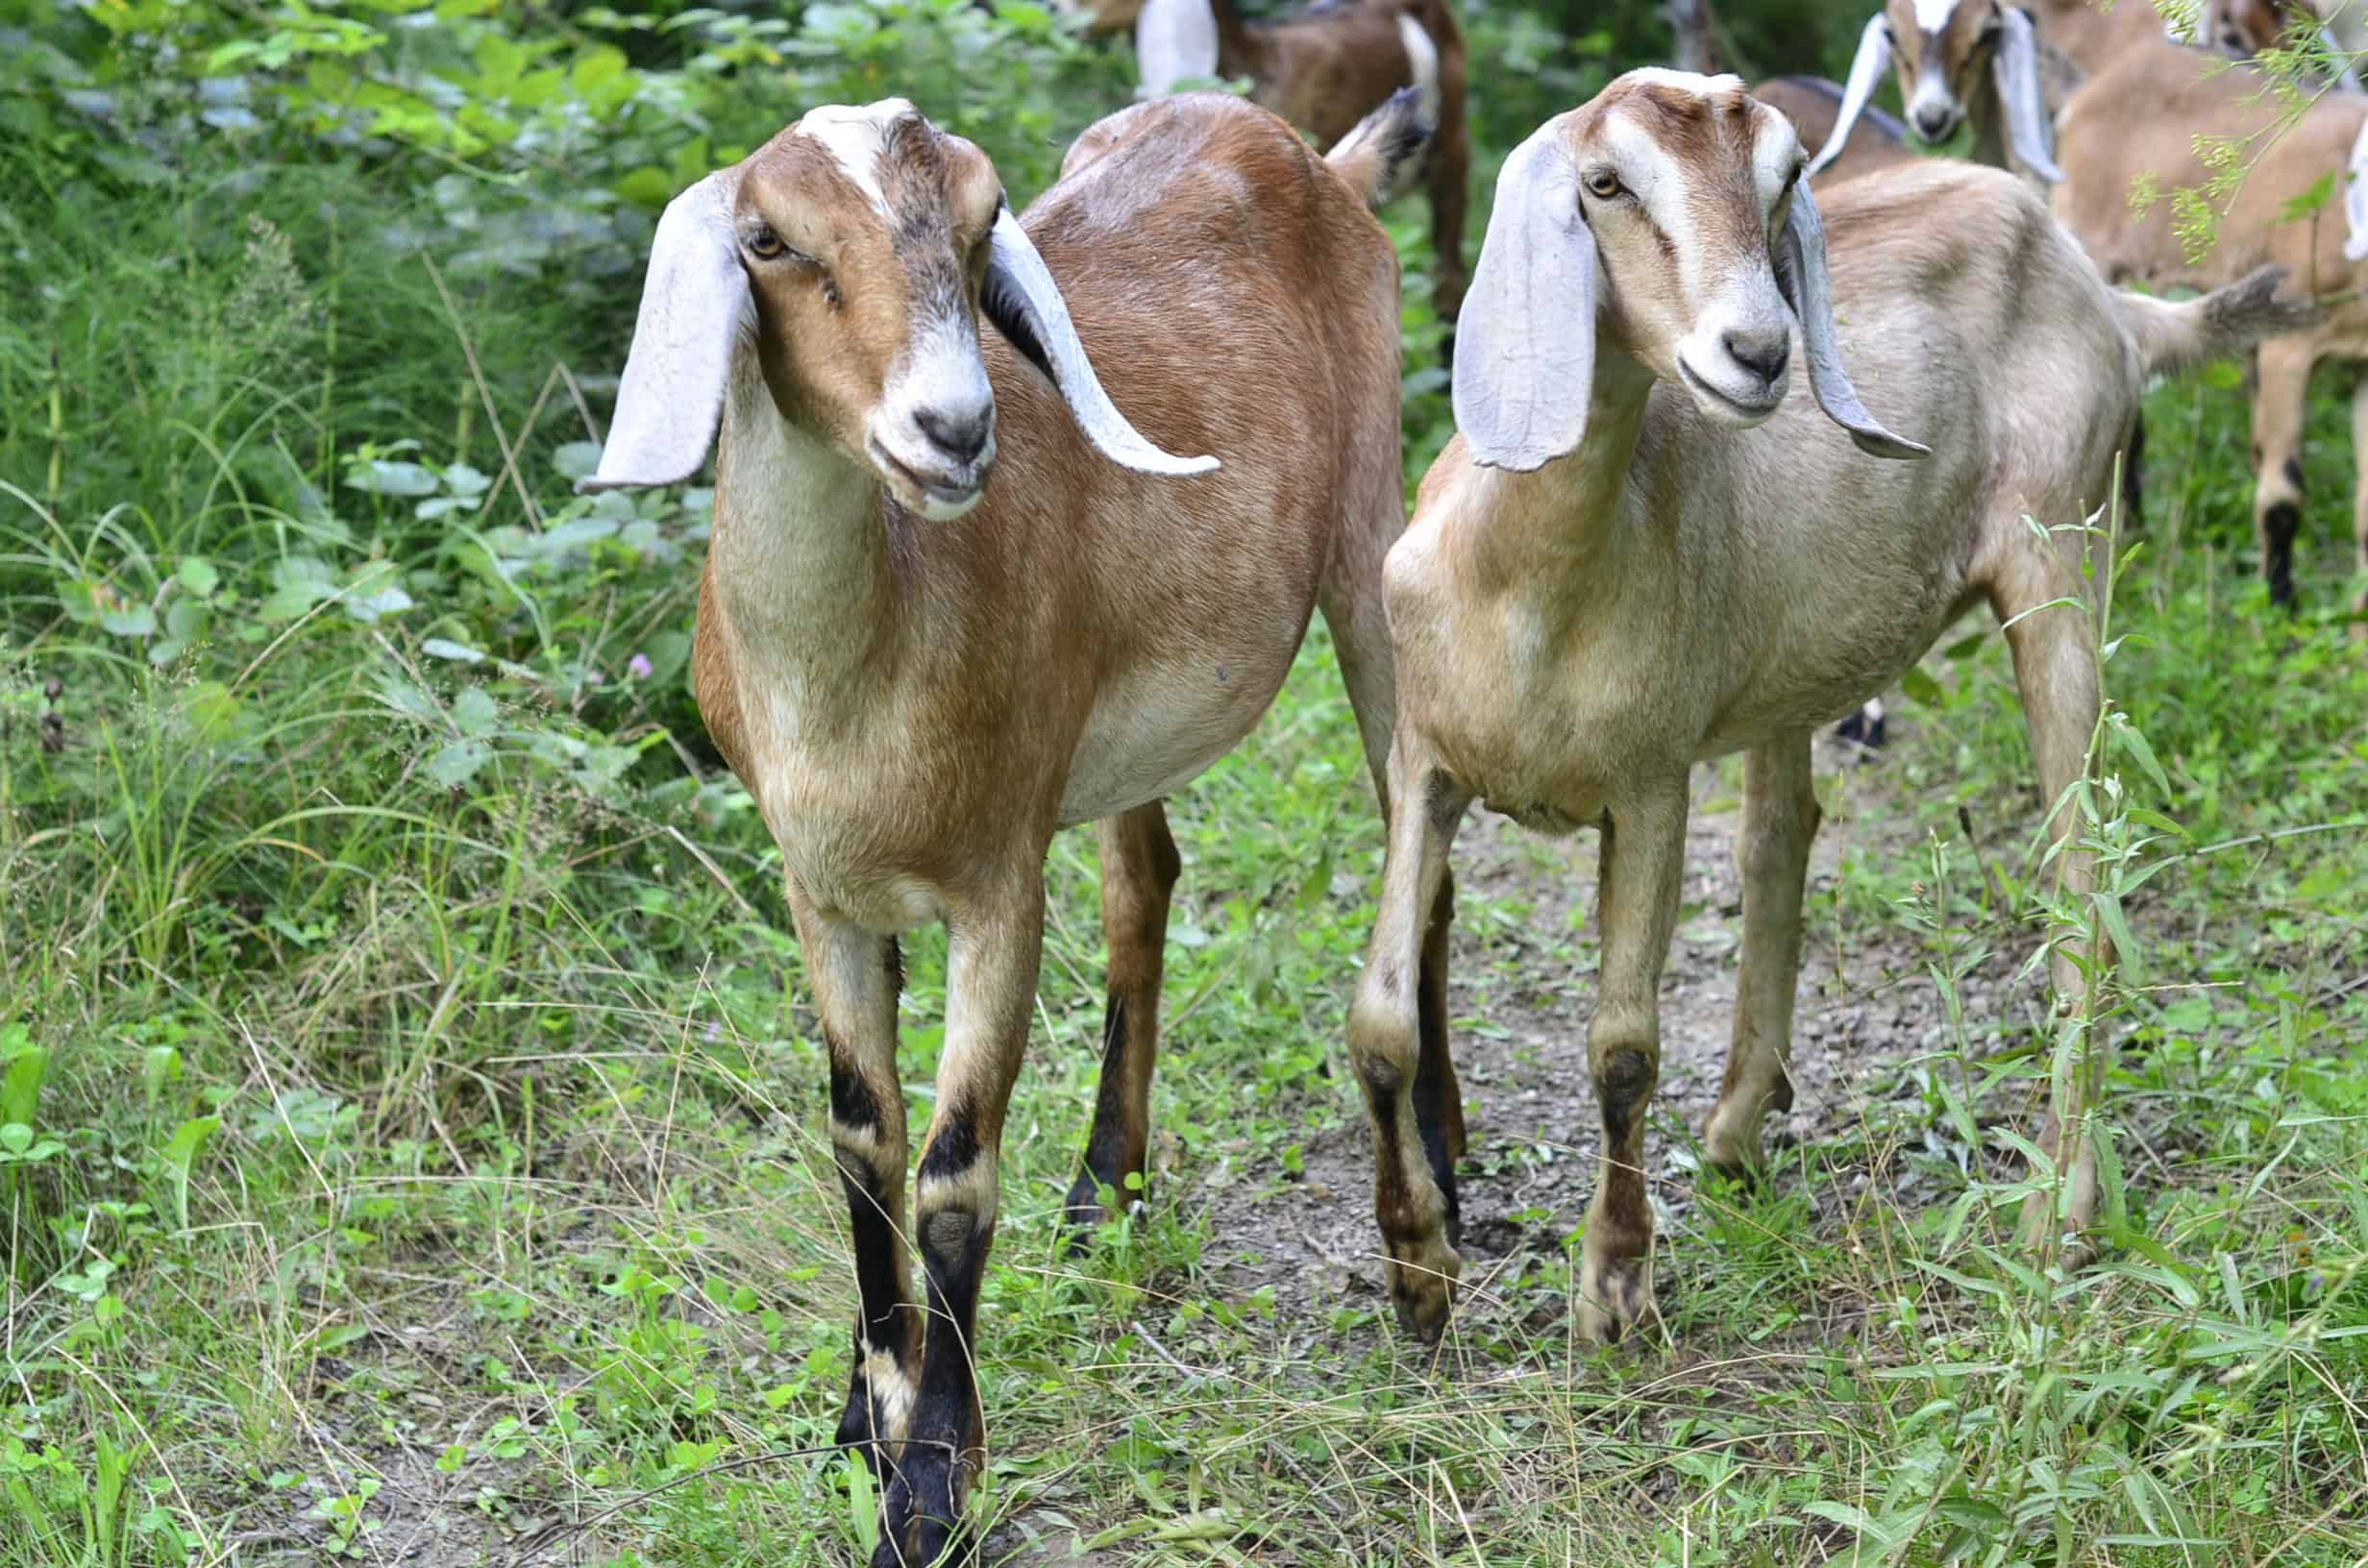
1913,108,1954,140
1722,329,1789,386
915,404,993,466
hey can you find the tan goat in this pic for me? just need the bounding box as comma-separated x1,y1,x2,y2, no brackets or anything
1347,69,2312,1345
1113,0,1471,323
586,90,1437,1563
1813,0,2066,181
2054,36,2368,610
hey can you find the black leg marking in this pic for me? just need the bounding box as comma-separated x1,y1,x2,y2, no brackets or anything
877,1212,991,1568
2121,416,2146,527
1067,996,1133,1226
2265,499,2302,608
1598,1048,1654,1148
1410,969,1462,1248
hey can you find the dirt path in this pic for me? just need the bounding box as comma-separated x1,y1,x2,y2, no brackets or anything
1183,744,2048,1333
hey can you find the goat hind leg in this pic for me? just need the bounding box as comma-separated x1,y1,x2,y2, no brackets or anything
1064,803,1181,1237
2251,335,2312,609
1701,734,1818,1178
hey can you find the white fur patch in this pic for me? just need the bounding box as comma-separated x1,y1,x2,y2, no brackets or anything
1619,66,1743,96
2345,112,2368,262
1398,14,1441,120
861,1348,917,1439
1912,0,1960,31
796,99,916,218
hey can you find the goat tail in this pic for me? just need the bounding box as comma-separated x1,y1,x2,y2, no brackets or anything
2115,265,2323,380
1325,83,1435,210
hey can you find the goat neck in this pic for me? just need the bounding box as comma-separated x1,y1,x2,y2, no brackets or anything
1452,349,1657,612
706,364,910,724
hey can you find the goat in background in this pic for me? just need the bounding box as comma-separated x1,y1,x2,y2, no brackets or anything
2055,34,2368,616
1101,0,1471,326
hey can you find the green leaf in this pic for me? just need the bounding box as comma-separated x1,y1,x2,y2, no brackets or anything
346,458,442,497
101,602,158,638
2280,169,2335,224
1899,663,1944,708
554,442,604,480
177,556,220,598
425,739,494,788
451,687,500,738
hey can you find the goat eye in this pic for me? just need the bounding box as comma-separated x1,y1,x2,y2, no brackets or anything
745,225,785,260
1585,171,1624,200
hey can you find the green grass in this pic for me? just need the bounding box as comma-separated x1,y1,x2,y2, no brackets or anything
5,20,2368,1568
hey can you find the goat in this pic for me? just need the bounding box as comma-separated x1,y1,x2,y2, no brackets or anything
585,89,1437,1563
2054,35,2368,612
1812,0,2067,182
1123,0,1470,323
1664,0,1920,184
1759,74,1919,182
2197,0,2366,87
1345,69,2313,1345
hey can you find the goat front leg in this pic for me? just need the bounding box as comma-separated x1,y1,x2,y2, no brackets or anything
1701,734,1818,1177
1988,551,2108,1260
1577,786,1687,1344
1064,804,1181,1236
787,894,917,1478
876,873,1045,1568
1346,740,1470,1345
2250,334,2312,609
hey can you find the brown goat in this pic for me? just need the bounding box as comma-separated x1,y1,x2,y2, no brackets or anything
1096,0,1471,323
585,91,1438,1563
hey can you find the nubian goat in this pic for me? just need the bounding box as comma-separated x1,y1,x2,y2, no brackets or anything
2054,37,2368,611
1121,0,1471,323
587,91,1436,1563
1347,70,2312,1344
1665,0,1919,184
1811,0,2067,182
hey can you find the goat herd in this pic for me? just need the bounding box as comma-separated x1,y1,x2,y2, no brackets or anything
582,0,2355,1558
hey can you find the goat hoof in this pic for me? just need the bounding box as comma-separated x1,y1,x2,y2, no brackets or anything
1576,1248,1658,1346
1386,1237,1463,1347
875,1458,972,1568
1059,1168,1145,1256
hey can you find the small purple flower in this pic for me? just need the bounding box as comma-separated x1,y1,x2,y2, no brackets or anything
627,652,654,680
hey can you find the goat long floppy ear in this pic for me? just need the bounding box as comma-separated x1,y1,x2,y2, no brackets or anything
1135,0,1220,97
581,170,748,494
1773,184,1929,459
1808,13,1891,178
1452,124,1595,472
1993,8,2062,184
982,204,1219,477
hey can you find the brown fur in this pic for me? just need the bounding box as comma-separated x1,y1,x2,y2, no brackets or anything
1096,0,1471,321
683,94,1424,1561
2053,37,2368,611
1751,76,1920,184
